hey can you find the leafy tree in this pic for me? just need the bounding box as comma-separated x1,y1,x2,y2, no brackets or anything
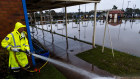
112,5,118,9
50,10,56,16
45,11,49,15
135,8,140,14
125,8,133,14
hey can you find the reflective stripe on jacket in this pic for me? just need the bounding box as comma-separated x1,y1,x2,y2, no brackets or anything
1,22,30,69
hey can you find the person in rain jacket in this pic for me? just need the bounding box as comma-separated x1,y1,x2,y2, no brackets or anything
1,22,30,72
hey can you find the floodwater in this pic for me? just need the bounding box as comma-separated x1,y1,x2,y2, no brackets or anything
35,19,140,57
30,19,140,79
31,27,114,78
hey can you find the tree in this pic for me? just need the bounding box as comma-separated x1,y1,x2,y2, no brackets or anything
45,11,49,15
50,10,56,16
125,8,133,14
112,5,118,9
135,8,140,14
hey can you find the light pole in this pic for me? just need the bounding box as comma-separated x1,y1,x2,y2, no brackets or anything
85,4,86,19
78,5,81,31
133,4,136,18
127,1,131,8
126,1,131,18
122,0,124,10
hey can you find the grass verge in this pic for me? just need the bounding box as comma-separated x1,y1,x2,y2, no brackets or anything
25,63,66,79
76,46,140,77
0,49,9,79
6,64,66,79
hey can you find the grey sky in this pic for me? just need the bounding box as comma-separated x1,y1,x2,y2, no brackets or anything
52,0,140,12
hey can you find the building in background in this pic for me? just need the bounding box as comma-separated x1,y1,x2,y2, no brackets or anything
109,10,124,19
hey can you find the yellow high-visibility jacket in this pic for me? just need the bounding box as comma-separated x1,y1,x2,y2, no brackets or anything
1,22,30,69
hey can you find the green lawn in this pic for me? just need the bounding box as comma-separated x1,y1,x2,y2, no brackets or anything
25,64,66,79
76,46,140,77
5,64,66,79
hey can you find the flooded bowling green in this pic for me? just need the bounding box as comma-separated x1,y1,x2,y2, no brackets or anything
29,19,140,78
1,0,140,79
32,19,140,57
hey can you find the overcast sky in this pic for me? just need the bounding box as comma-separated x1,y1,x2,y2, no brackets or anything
52,0,140,13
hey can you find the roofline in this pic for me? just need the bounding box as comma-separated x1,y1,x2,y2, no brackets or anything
27,0,101,12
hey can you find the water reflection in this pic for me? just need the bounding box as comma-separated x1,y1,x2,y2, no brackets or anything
31,26,115,77
79,29,81,39
33,19,140,57
72,23,78,28
82,21,88,39
99,20,105,25
123,20,127,31
36,26,38,35
78,21,81,31
66,37,69,62
130,19,135,29
108,19,122,26
42,29,46,45
52,33,54,44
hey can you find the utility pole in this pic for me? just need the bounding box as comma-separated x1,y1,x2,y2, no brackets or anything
127,1,131,18
122,0,124,10
133,4,136,18
78,5,80,31
79,5,80,17
127,1,131,8
85,4,86,19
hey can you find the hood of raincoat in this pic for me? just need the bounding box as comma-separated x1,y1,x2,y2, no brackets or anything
14,22,26,31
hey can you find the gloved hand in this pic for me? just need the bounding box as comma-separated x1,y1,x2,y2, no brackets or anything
26,50,31,55
11,48,20,52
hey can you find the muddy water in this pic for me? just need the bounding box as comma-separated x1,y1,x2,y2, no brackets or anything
35,19,140,57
